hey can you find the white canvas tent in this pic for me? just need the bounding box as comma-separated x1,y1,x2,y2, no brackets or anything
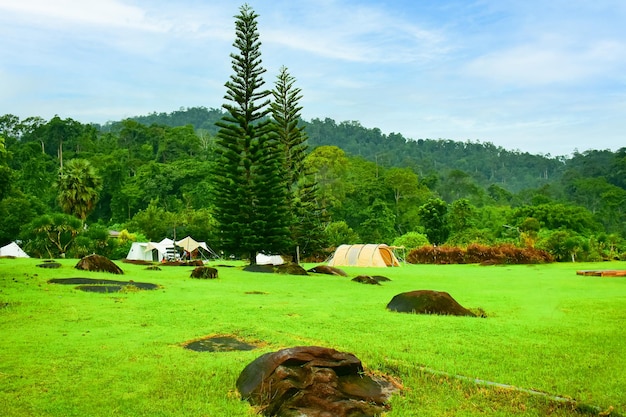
327,244,400,267
126,242,168,262
256,253,285,265
0,242,29,258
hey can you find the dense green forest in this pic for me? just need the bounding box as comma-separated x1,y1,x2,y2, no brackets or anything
1,106,624,262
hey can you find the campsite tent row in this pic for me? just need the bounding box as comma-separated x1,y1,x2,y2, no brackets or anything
126,237,216,262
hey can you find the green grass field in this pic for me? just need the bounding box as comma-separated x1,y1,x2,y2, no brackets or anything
1,258,625,416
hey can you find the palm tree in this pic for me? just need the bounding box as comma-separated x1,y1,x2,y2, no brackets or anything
55,158,102,224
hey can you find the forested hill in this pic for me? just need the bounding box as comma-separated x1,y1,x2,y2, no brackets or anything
103,106,621,193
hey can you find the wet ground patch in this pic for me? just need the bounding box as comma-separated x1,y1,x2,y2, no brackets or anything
48,278,159,293
183,335,259,352
37,261,62,269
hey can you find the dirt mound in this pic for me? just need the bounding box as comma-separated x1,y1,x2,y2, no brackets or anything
244,263,310,276
352,275,381,285
307,265,348,276
75,254,123,275
190,266,218,279
237,346,398,417
371,275,391,282
387,290,476,317
275,263,309,275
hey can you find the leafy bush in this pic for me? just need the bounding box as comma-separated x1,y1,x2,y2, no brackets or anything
324,221,359,248
392,232,429,251
68,224,112,258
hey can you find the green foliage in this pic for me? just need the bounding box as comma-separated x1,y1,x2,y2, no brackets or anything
447,198,477,234
0,193,46,245
305,145,350,211
324,221,359,247
127,199,176,241
418,198,449,245
392,231,429,251
69,224,113,258
271,66,326,258
212,4,291,260
55,158,102,223
21,213,82,257
357,199,396,244
511,203,601,235
383,166,429,234
487,183,513,204
0,136,12,202
536,229,587,262
437,169,483,203
175,208,218,244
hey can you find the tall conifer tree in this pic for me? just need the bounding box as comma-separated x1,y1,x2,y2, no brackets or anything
213,4,291,262
270,67,326,261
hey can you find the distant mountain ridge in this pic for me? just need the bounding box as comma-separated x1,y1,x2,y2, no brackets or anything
102,106,583,192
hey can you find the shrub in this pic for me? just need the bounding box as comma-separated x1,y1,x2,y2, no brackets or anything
392,232,429,251
407,243,553,265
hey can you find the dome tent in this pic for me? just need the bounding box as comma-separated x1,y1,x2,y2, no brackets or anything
327,244,400,267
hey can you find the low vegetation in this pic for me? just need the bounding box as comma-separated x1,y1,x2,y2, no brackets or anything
1,258,625,416
407,243,554,265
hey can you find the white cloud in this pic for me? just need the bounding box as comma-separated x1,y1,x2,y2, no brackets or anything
465,36,626,86
261,2,447,64
0,0,167,31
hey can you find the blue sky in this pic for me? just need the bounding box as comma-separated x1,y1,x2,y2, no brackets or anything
1,0,624,156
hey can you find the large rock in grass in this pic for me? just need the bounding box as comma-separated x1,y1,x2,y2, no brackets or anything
352,275,381,285
236,346,397,417
243,263,309,276
275,263,308,276
190,266,218,279
307,265,348,276
387,290,475,317
74,254,123,275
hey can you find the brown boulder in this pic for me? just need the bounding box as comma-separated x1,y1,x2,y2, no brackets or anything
74,254,123,275
275,263,309,276
236,346,396,417
371,275,391,282
307,265,348,276
386,290,476,317
190,266,218,279
351,275,381,285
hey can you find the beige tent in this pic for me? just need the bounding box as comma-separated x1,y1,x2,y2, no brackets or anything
327,244,400,267
176,236,201,252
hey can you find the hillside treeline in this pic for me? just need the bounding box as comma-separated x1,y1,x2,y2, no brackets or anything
1,108,625,261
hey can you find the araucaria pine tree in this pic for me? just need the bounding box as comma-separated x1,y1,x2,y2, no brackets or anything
270,67,326,261
213,4,291,262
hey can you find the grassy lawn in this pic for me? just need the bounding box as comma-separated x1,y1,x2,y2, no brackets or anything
1,258,625,416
